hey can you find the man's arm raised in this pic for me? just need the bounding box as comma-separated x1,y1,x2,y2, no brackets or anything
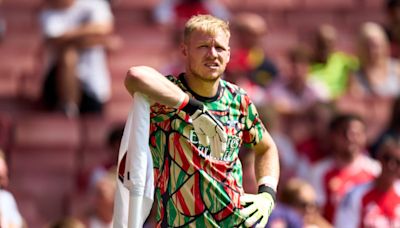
125,66,227,156
125,66,188,107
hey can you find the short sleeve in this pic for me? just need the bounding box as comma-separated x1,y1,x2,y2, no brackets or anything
40,11,67,38
150,75,180,116
241,94,266,148
0,191,23,227
89,0,113,23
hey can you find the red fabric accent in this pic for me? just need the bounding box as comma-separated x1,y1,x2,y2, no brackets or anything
178,95,189,110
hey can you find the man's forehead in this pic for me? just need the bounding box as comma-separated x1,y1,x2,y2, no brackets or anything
189,29,229,43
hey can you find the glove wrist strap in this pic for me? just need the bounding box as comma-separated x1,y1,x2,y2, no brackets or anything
182,97,203,115
258,185,277,203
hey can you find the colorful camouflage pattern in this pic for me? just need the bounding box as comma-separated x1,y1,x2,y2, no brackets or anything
150,74,265,227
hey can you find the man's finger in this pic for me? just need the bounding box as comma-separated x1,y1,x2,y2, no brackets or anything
244,211,262,227
215,126,227,142
239,203,257,217
197,133,210,147
210,136,225,159
256,214,270,228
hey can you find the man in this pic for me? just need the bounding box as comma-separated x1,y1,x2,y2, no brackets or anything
307,114,381,222
335,136,400,227
122,15,279,227
39,0,114,117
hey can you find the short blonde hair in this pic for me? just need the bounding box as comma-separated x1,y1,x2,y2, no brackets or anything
183,14,230,43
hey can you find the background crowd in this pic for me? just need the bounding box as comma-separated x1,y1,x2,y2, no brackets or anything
0,0,400,227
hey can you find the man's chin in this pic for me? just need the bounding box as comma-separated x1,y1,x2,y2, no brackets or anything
195,72,221,82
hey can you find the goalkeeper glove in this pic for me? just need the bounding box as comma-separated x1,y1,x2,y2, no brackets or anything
181,97,227,159
240,185,276,228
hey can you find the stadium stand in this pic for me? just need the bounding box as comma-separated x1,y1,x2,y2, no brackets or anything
0,0,387,226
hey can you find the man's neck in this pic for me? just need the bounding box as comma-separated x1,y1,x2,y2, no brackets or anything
185,74,220,98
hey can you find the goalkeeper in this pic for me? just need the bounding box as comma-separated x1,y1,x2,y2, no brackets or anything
123,14,280,227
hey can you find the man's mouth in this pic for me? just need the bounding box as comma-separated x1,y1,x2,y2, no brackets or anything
205,63,219,69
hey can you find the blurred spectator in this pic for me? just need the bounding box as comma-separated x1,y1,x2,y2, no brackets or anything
266,45,326,117
226,12,278,102
257,104,299,187
307,114,381,222
47,217,85,228
273,178,332,228
335,136,400,228
337,22,398,143
88,124,123,190
39,0,114,117
77,124,123,192
309,24,359,100
370,95,400,158
265,45,325,144
81,170,115,228
296,101,336,179
153,0,230,28
384,0,400,58
349,22,400,98
266,204,303,228
0,149,24,228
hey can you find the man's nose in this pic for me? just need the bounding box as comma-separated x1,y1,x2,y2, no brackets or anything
208,47,218,57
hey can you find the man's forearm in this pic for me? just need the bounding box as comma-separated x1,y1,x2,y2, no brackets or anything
254,133,280,190
66,22,113,40
125,66,188,108
48,23,113,48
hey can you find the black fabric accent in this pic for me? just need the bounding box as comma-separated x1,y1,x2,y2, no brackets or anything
182,98,203,116
178,73,222,102
41,64,58,110
40,63,103,114
258,185,277,202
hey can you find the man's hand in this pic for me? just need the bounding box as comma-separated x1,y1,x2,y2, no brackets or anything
240,192,275,227
190,107,227,159
179,96,227,159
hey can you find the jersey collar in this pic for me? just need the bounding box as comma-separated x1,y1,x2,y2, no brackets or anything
179,73,222,103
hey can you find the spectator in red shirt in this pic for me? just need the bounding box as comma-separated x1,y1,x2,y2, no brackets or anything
335,136,400,228
306,114,381,222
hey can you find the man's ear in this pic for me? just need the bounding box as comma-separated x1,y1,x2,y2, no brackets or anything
181,43,187,57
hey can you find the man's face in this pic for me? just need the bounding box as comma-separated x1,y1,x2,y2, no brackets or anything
332,120,367,158
379,146,400,180
182,29,230,82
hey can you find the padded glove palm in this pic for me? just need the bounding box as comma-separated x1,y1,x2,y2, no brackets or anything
190,106,227,159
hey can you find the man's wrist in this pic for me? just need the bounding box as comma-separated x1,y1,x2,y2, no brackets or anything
257,176,278,192
181,97,204,116
258,185,277,203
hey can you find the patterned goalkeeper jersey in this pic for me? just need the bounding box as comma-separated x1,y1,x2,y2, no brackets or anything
150,74,266,227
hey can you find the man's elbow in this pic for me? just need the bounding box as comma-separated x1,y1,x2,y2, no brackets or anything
124,66,146,95
101,23,114,35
